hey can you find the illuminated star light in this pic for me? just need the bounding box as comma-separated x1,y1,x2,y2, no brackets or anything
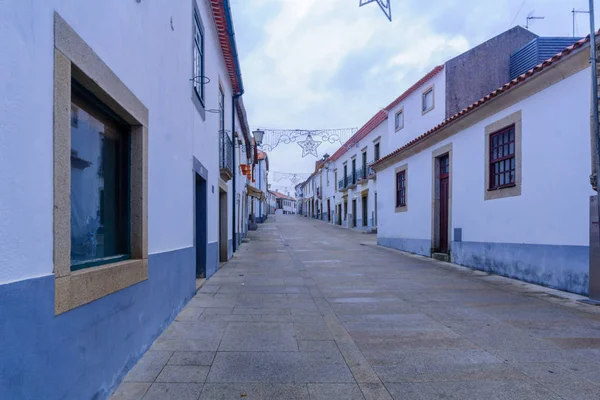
297,134,322,158
359,0,392,22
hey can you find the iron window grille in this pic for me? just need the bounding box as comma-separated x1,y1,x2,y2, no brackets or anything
396,170,406,207
489,125,516,190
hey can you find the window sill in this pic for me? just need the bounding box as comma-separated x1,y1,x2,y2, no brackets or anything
395,205,408,213
487,183,516,192
422,107,434,115
55,258,148,315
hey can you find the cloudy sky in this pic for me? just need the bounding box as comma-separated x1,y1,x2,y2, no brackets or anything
229,0,598,194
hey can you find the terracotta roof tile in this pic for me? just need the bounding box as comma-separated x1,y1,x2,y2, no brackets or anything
371,34,593,169
329,65,445,162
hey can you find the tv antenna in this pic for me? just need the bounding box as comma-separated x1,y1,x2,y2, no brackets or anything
572,8,590,37
525,11,544,29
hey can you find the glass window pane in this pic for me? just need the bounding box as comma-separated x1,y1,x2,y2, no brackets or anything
499,173,505,185
499,162,504,173
511,158,515,169
70,98,128,267
510,129,515,141
509,142,514,155
492,136,497,146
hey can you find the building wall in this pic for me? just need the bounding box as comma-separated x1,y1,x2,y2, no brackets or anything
385,70,446,153
378,67,593,294
445,26,537,118
0,0,245,398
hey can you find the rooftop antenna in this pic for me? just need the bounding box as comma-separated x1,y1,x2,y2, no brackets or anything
525,11,544,30
572,8,590,37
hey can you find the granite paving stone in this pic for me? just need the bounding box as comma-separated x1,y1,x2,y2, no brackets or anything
110,216,600,400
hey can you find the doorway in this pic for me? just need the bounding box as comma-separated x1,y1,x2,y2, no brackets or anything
327,199,331,221
351,199,357,228
433,153,451,254
337,204,342,225
219,189,228,262
374,192,378,227
195,174,207,278
362,194,368,227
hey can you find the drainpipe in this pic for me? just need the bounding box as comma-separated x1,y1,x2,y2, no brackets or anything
223,0,244,252
232,95,237,252
589,0,600,302
258,161,262,220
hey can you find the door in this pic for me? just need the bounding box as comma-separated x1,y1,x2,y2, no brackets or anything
439,155,450,253
362,195,368,226
352,199,357,228
195,174,207,278
374,192,378,226
327,199,331,221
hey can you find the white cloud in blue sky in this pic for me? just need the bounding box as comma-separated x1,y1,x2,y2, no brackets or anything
229,0,598,192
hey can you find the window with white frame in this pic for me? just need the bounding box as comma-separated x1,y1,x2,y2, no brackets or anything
395,108,404,131
422,86,434,114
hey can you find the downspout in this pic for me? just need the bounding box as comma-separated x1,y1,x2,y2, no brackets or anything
232,95,237,252
223,0,244,252
259,161,262,220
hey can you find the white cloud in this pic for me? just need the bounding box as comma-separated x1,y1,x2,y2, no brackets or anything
232,0,599,179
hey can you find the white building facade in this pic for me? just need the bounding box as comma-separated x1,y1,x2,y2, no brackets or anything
373,37,595,295
0,1,254,398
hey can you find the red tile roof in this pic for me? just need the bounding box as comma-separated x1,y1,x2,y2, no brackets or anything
372,35,593,170
210,0,243,94
384,65,445,112
269,190,296,201
329,65,445,162
329,111,388,161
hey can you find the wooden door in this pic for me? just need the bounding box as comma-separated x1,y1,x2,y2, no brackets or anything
439,155,450,253
352,199,357,227
362,195,368,226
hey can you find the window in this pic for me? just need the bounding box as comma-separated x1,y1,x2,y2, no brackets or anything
422,86,434,114
374,142,380,161
395,108,404,131
489,125,516,190
343,164,348,187
362,151,367,179
70,83,130,270
395,170,406,208
334,171,338,192
218,86,225,134
193,9,205,104
351,159,356,184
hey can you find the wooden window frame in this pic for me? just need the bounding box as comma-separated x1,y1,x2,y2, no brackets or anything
488,125,516,190
394,164,408,213
193,8,205,105
484,111,522,201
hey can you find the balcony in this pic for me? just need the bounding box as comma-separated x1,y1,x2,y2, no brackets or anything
368,162,376,179
316,188,322,200
356,167,369,183
219,131,233,181
348,172,357,188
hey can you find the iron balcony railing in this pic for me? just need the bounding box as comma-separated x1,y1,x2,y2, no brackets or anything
368,162,376,178
338,179,344,190
348,172,356,186
219,131,233,179
356,167,368,181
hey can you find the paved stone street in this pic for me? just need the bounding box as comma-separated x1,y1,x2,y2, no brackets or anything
111,215,600,400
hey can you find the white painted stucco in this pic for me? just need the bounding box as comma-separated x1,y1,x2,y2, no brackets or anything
377,67,594,247
0,0,246,283
384,68,447,152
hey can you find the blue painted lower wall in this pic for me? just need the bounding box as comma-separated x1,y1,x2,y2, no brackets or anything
207,241,219,278
228,239,233,260
0,246,196,400
378,237,432,257
452,241,589,295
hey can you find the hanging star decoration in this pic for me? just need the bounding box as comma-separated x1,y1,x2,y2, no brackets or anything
297,134,322,158
359,0,392,22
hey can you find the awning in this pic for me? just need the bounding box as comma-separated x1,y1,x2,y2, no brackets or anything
247,184,265,200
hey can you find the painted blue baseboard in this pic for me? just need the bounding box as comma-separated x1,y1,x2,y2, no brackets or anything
452,241,589,295
228,239,233,260
378,237,432,257
207,241,219,278
0,247,195,400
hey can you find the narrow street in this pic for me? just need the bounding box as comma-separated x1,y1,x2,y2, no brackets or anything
112,216,600,400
